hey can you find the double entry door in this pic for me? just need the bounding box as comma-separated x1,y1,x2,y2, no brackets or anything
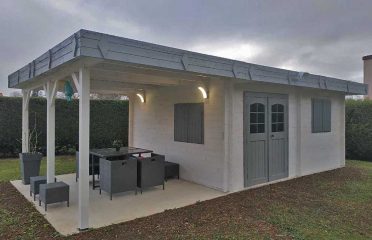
243,92,288,187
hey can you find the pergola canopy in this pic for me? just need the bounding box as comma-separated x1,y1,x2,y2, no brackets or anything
8,29,367,95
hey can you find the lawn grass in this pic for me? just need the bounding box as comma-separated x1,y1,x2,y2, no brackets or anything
0,159,371,239
0,155,75,182
264,160,372,240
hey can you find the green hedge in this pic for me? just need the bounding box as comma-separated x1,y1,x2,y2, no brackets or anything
2,96,369,161
345,99,372,161
0,97,128,157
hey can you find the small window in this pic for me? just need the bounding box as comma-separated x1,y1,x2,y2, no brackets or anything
250,103,265,133
312,99,331,133
271,104,285,132
174,103,204,144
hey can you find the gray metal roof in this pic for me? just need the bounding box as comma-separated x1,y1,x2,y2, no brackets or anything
8,29,367,95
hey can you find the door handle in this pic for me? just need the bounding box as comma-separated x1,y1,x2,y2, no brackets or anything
271,134,274,138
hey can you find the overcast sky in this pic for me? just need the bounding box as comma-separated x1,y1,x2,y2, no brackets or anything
1,0,372,95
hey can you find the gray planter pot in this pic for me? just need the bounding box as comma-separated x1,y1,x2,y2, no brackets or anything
19,152,43,185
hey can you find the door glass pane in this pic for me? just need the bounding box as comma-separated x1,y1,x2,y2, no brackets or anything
278,113,284,122
250,103,257,112
250,124,257,133
258,104,264,112
257,124,265,133
271,104,285,132
250,103,265,134
272,104,278,112
257,113,265,123
272,113,277,122
250,113,257,123
278,104,284,112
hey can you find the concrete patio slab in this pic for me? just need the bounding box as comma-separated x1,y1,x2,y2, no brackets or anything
11,174,225,235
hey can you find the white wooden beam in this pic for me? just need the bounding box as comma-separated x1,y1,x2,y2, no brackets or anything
91,79,157,89
45,80,56,183
92,62,209,82
23,90,32,111
50,80,58,107
21,89,32,152
71,72,80,93
78,67,90,230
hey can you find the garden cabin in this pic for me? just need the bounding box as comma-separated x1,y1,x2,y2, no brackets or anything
8,29,367,232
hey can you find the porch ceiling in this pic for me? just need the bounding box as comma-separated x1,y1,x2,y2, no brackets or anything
88,61,212,95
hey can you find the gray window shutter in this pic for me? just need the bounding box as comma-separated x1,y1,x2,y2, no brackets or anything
188,103,204,144
312,98,331,133
312,99,323,133
174,103,204,144
174,104,188,142
322,99,331,132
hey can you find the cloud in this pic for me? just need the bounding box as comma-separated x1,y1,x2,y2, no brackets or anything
1,0,372,95
190,41,263,62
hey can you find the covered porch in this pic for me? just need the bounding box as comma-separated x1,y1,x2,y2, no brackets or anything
15,56,222,232
11,30,224,232
11,173,224,235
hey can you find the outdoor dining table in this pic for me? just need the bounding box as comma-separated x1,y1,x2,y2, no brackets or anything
89,147,153,189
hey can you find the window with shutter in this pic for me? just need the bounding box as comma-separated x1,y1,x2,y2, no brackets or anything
174,103,204,144
312,98,331,133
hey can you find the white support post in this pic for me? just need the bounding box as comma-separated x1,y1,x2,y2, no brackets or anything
22,90,31,152
295,92,302,176
45,80,58,183
78,67,90,230
223,81,233,192
71,72,80,92
128,94,135,146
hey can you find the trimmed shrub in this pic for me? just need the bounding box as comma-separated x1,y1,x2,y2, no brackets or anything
0,97,128,158
345,99,372,161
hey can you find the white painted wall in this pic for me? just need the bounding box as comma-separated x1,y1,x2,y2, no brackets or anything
131,80,226,191
132,78,346,193
229,81,345,192
297,89,346,174
363,57,372,99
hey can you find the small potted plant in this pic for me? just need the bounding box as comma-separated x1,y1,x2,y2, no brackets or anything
113,140,123,151
19,113,43,184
